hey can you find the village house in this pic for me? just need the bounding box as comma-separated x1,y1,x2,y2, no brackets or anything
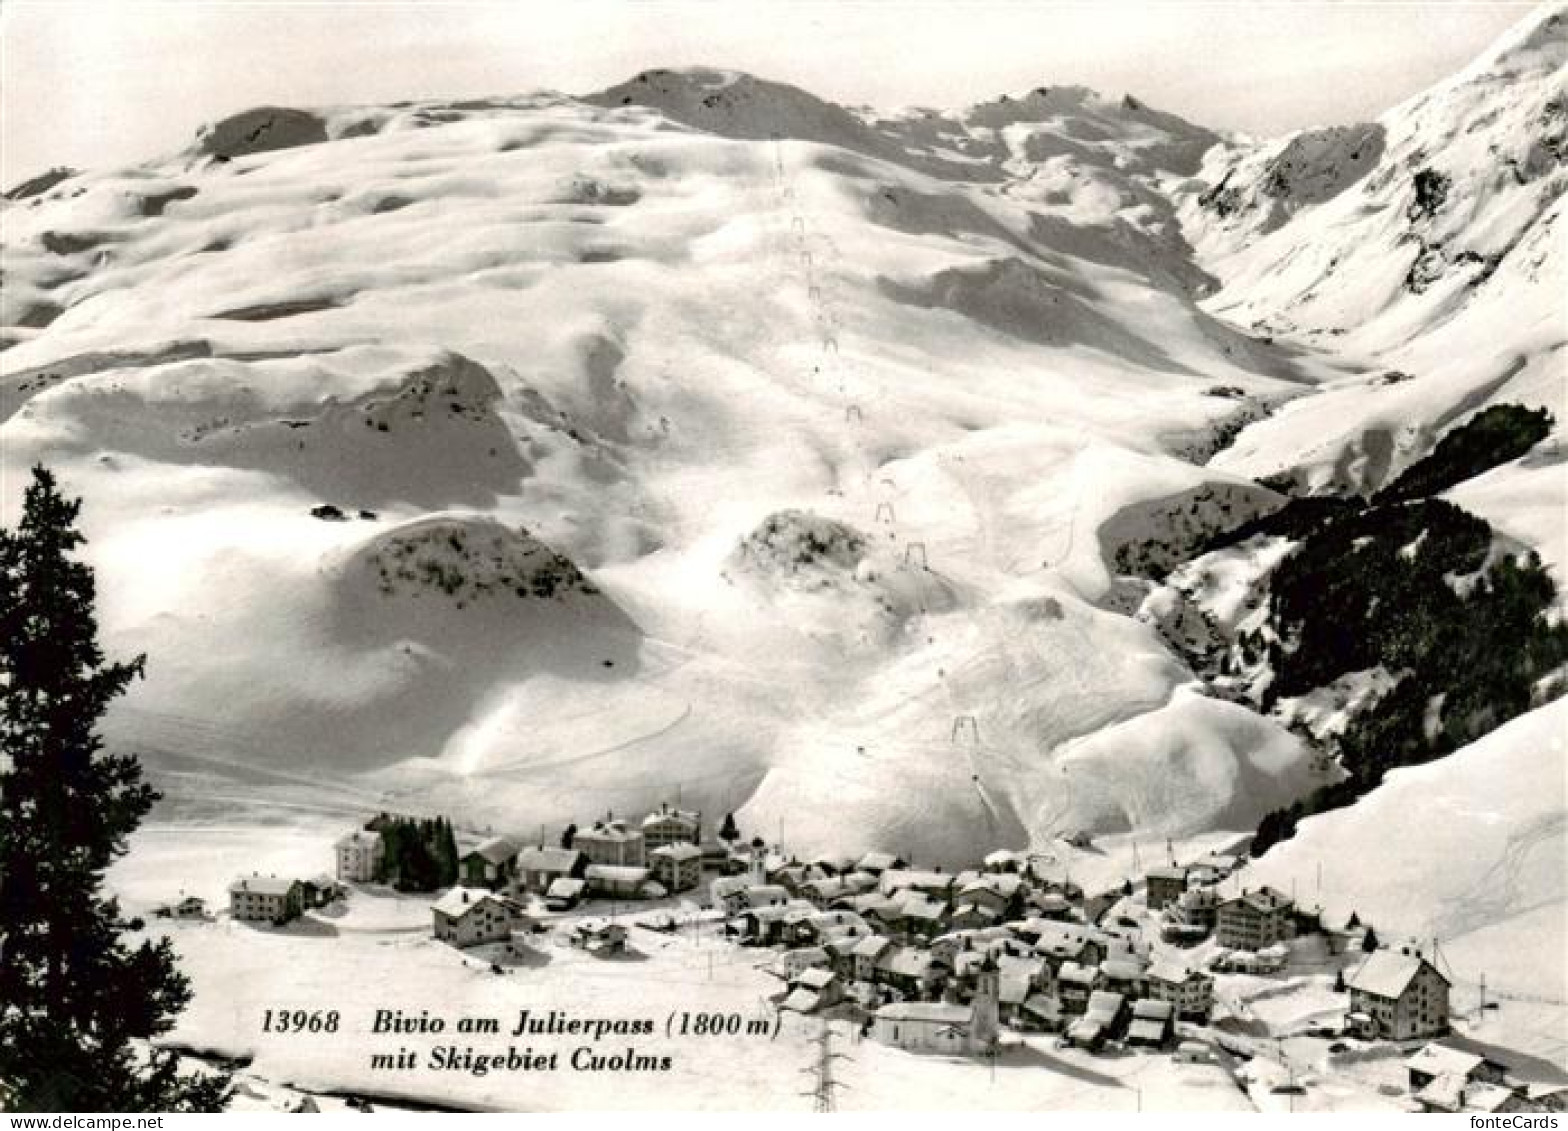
1028,921,1109,968
302,875,344,909
170,895,208,920
1097,956,1149,999
996,956,1052,1025
1056,961,1099,1014
1144,865,1189,911
228,875,304,925
641,803,702,849
545,877,586,911
871,956,998,1055
781,967,843,1014
1414,1073,1533,1115
709,875,751,916
515,846,586,893
801,876,844,907
1405,1042,1507,1093
819,936,856,980
874,945,944,999
570,918,627,955
430,886,527,948
1019,994,1064,1033
806,854,850,876
1146,961,1214,1021
1032,892,1075,921
1522,1084,1568,1113
741,883,790,911
897,894,948,943
840,871,880,896
459,836,519,890
779,902,818,940
1172,886,1220,935
1127,999,1174,1048
1405,1044,1568,1114
1191,853,1240,880
649,842,702,893
1067,990,1127,1052
983,849,1025,874
853,934,895,983
733,905,787,946
1215,887,1294,951
801,909,868,944
575,817,646,868
949,902,1002,931
584,863,656,900
958,874,1023,918
855,851,906,876
880,869,955,900
1346,946,1451,1041
861,896,907,938
776,946,831,980
334,829,384,883
772,863,811,896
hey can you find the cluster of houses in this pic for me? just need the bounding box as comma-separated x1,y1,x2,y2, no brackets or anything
710,847,1212,1055
442,804,707,909
225,803,703,933
1144,857,1457,1044
216,806,1568,1114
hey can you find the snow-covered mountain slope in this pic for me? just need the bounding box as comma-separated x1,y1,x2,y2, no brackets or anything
0,8,1561,884
0,71,1317,865
1178,2,1566,496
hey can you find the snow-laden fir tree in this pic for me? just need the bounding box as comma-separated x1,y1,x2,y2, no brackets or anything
0,466,229,1111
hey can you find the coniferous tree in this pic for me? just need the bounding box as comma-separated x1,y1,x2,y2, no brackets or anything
1361,926,1381,953
718,813,740,846
438,819,459,886
0,466,230,1111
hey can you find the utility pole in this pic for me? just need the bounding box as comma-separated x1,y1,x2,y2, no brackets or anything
801,1023,848,1112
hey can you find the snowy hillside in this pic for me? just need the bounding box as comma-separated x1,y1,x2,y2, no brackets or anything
1241,698,1568,1000
1,5,1562,903
1179,3,1566,499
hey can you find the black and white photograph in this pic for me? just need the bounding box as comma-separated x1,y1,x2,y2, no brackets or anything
1,0,1564,1114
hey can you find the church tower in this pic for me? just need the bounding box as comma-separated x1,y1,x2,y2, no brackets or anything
971,951,1000,1052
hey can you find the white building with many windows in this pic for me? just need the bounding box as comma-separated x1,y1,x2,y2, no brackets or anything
334,829,383,882
1347,947,1451,1041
